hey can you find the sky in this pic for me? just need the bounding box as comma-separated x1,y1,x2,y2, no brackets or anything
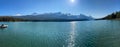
0,0,120,18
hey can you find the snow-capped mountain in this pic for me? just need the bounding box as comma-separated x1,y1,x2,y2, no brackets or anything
13,12,93,21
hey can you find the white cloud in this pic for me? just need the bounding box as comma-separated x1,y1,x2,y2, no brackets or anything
16,14,22,16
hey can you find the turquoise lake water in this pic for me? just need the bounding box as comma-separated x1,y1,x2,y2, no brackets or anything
0,20,120,47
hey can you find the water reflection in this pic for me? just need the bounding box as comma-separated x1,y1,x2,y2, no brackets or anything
1,20,120,47
67,22,77,47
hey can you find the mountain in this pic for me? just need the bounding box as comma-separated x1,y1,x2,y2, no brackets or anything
13,12,93,21
102,11,120,20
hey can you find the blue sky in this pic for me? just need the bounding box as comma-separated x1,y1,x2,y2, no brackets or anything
0,0,120,18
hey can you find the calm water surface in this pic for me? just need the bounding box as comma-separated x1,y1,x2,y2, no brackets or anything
0,20,120,47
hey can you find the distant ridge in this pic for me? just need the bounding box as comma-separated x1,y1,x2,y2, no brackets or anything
0,16,26,22
0,12,94,21
13,12,93,21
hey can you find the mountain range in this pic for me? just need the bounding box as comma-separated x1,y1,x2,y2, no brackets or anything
13,12,93,21
0,12,94,21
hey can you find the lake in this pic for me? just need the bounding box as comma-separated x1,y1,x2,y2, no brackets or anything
0,20,120,47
